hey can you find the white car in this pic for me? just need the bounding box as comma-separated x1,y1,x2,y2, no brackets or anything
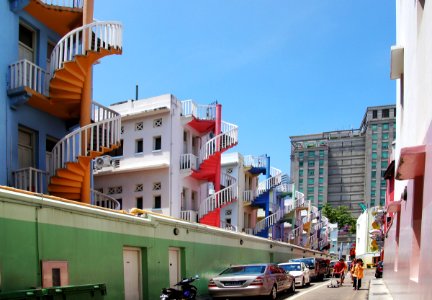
279,262,311,287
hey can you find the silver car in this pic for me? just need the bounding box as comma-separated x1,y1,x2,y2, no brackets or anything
208,263,295,299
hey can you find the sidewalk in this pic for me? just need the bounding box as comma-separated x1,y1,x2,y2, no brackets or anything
368,277,393,300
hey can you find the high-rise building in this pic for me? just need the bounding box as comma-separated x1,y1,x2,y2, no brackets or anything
290,105,396,216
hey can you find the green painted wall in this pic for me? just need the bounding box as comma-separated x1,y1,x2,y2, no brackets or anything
0,190,332,299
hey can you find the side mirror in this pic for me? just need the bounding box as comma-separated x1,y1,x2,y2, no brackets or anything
195,274,200,279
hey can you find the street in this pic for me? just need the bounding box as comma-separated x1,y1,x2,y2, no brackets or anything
277,268,374,300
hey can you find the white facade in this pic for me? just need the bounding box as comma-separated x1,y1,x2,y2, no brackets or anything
94,95,211,219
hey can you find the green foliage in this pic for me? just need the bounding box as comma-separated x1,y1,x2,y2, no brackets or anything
322,203,357,234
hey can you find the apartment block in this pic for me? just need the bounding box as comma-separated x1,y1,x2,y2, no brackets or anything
290,105,396,216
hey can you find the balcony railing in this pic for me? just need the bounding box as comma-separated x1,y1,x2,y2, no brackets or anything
41,0,83,8
181,100,216,120
8,59,50,96
12,167,48,194
180,210,198,223
180,153,198,170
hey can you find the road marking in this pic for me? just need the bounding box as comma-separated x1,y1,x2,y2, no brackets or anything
287,280,331,300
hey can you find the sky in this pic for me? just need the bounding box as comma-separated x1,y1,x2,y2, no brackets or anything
92,0,396,175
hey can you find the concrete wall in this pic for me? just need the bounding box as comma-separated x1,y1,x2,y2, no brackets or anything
0,187,332,299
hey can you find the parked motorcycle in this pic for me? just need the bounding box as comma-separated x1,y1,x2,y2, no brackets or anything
160,275,199,300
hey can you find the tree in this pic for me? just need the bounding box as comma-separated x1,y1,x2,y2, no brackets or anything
322,203,357,234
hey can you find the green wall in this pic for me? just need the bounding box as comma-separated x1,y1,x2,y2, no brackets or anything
0,189,332,299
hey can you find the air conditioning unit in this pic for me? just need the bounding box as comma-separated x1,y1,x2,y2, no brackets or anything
94,156,112,170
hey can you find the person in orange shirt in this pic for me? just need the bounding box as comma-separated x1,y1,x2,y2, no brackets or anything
353,259,364,290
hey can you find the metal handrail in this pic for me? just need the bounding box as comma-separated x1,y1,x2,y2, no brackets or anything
12,167,48,194
92,189,120,210
8,59,50,96
41,0,83,8
50,21,122,77
181,100,216,120
198,183,238,219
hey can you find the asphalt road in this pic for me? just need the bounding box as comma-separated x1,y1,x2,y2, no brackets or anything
278,268,374,300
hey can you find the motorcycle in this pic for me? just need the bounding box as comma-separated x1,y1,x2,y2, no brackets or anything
160,275,199,300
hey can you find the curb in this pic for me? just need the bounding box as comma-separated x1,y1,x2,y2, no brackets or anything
368,278,393,300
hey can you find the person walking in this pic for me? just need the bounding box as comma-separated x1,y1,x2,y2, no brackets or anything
350,258,357,285
353,259,364,290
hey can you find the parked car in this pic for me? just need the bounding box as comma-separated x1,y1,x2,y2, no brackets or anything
289,257,329,281
208,263,295,299
279,262,311,287
375,261,383,278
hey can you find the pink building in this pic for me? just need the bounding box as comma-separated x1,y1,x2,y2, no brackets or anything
384,1,432,299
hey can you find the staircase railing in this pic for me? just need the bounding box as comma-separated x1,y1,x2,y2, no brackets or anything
198,183,237,219
243,190,254,204
8,59,50,96
92,189,121,210
51,102,121,172
50,21,122,77
41,0,83,8
256,172,282,196
181,100,216,120
221,172,236,187
200,121,238,162
254,206,283,234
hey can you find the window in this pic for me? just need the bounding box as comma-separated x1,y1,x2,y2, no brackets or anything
372,134,378,140
382,109,389,118
372,143,377,150
136,197,143,209
299,161,304,167
319,150,324,157
18,126,36,169
298,152,304,159
19,23,36,62
135,122,144,131
372,110,378,119
117,198,122,209
382,123,389,130
108,186,122,195
307,178,314,185
371,190,376,197
121,126,124,134
135,139,143,153
370,200,375,207
382,142,389,150
372,161,377,169
382,151,389,159
319,159,324,166
308,169,314,176
371,171,376,178
319,168,324,175
319,177,324,184
372,152,378,159
371,181,376,188
308,160,315,167
308,151,315,157
318,194,324,201
381,161,388,168
382,132,389,140
153,136,162,151
153,118,162,128
371,124,378,131
299,169,304,177
154,195,161,209
153,182,161,191
307,195,314,201
135,184,143,192
307,187,314,194
318,186,324,192
381,180,386,187
299,178,303,185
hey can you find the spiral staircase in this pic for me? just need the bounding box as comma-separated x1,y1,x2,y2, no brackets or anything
181,100,239,227
7,1,123,202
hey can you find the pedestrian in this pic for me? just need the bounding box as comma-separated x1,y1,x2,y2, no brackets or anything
333,259,345,285
350,258,357,284
353,259,364,290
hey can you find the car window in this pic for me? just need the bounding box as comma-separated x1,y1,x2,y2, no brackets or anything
220,265,266,275
279,264,301,271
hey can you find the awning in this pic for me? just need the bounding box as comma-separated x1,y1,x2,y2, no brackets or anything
396,145,426,180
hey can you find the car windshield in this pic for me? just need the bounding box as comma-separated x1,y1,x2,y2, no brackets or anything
291,258,314,269
220,265,266,275
280,264,301,271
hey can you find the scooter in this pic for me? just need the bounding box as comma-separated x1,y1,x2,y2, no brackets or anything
160,275,199,300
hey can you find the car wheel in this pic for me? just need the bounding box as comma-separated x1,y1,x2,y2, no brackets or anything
291,281,296,293
307,277,311,286
269,285,277,300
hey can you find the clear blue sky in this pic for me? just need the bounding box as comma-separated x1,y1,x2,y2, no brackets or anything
93,1,396,174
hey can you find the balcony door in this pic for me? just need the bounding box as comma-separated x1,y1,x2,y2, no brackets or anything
19,23,36,63
18,127,36,169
